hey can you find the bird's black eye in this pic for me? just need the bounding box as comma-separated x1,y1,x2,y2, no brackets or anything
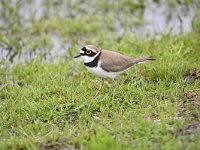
85,50,92,55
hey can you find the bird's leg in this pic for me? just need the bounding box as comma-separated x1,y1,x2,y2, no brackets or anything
94,78,105,98
111,78,118,100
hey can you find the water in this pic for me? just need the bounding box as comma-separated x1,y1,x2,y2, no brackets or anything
0,0,199,64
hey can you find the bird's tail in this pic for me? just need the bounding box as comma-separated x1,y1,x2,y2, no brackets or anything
132,56,155,64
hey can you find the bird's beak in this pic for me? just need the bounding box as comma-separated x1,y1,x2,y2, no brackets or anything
74,54,81,58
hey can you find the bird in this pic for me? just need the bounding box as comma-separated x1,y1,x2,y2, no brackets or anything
74,45,155,97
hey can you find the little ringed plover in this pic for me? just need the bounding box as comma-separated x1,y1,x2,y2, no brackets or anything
74,45,155,79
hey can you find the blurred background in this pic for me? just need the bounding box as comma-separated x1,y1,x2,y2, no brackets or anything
0,0,200,64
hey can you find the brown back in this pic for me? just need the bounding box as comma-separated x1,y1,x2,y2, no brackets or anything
100,50,135,72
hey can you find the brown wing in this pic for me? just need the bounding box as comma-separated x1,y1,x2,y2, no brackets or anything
100,50,135,72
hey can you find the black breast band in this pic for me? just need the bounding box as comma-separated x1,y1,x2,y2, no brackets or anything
84,51,101,68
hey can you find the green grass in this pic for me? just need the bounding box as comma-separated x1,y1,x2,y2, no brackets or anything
1,27,200,149
1,1,200,149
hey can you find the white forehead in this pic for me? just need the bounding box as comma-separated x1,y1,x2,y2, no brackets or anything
80,50,84,54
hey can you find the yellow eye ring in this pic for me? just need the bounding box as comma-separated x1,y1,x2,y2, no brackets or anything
86,50,92,54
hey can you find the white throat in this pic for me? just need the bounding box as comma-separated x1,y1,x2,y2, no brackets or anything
81,51,101,63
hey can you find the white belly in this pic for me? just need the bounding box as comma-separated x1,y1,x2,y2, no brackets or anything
86,66,123,79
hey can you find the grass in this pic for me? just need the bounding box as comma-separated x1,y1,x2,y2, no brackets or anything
0,1,200,150
1,28,200,149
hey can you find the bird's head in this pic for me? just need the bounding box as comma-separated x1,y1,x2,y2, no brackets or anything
74,45,101,63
